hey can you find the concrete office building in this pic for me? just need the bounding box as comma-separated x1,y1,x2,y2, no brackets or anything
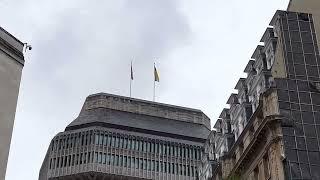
39,93,211,180
0,27,25,179
200,7,320,180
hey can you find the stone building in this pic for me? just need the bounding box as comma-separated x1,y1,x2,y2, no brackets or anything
201,7,320,180
0,26,25,179
39,93,211,180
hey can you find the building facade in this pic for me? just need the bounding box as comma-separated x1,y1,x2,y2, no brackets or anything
201,8,320,180
39,93,211,180
0,26,25,179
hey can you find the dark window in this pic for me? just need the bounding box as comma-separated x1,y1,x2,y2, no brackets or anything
301,163,311,179
301,104,312,112
298,13,309,21
301,32,313,43
309,152,320,165
314,113,320,124
307,138,319,151
288,20,299,30
290,31,301,42
295,64,307,76
297,80,309,91
290,162,301,178
305,54,317,65
284,136,296,149
304,43,315,54
293,53,304,64
299,92,311,104
292,110,302,124
300,21,311,32
312,93,320,105
298,150,309,163
295,124,304,136
278,90,289,101
297,137,306,150
289,91,299,103
302,112,314,124
292,42,303,53
311,165,320,179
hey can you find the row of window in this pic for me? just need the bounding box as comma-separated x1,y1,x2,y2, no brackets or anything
51,131,202,160
49,152,198,177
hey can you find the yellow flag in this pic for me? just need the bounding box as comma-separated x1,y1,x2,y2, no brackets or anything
154,65,159,82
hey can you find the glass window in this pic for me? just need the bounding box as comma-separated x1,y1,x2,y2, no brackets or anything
152,160,155,171
119,156,123,167
144,141,147,152
307,138,319,151
290,162,301,178
151,141,155,153
112,136,116,147
143,159,147,170
111,154,114,166
131,157,135,168
135,158,139,169
288,20,299,31
304,124,317,137
148,160,151,171
95,134,99,145
155,143,158,154
123,138,128,149
107,153,110,165
107,135,111,146
131,139,135,150
159,143,162,155
299,92,311,104
302,112,314,124
139,140,142,151
301,163,311,179
119,137,123,148
304,43,315,54
156,161,159,172
128,138,132,149
164,162,167,173
148,141,151,152
115,155,119,166
99,134,103,145
126,157,129,168
115,136,119,148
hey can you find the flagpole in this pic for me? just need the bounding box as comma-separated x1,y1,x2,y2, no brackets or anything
153,63,156,101
130,60,133,98
153,77,156,101
130,77,132,98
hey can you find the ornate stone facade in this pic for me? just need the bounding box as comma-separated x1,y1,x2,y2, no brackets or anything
200,8,320,180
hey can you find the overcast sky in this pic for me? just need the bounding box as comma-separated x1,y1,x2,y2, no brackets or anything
1,0,290,179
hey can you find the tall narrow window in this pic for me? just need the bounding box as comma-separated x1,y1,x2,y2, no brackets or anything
151,141,155,153
119,137,123,148
95,133,99,145
102,153,106,164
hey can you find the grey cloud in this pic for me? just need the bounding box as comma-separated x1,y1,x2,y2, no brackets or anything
3,1,191,179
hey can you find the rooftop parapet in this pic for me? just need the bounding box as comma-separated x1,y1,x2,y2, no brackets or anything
80,93,211,129
0,26,24,62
